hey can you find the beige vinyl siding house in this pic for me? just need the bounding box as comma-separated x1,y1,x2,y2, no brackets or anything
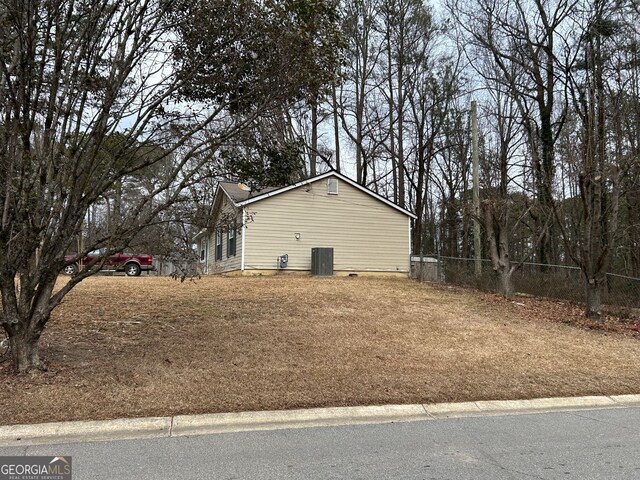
195,171,415,276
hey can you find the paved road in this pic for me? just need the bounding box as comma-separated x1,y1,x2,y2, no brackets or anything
2,407,640,479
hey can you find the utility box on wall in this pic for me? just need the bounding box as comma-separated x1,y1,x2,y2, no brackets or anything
311,248,334,276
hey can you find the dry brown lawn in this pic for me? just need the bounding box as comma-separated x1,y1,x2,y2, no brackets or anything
1,275,640,426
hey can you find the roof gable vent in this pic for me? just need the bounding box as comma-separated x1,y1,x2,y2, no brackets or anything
327,178,338,195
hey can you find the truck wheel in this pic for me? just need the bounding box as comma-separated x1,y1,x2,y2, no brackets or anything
63,264,79,276
125,263,141,277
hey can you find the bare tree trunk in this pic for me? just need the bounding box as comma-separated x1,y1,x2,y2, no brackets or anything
584,275,603,320
87,205,94,244
356,96,365,184
485,201,516,298
332,84,341,173
310,102,318,176
10,330,42,372
114,181,122,227
396,44,405,209
387,39,397,204
2,273,56,371
630,195,640,277
497,269,515,297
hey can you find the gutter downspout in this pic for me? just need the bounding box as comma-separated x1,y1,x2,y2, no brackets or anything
241,207,246,272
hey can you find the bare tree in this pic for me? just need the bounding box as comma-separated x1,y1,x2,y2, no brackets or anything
479,80,551,297
337,0,388,185
405,51,464,255
377,0,437,209
450,0,576,267
429,100,471,258
0,0,340,371
551,0,632,320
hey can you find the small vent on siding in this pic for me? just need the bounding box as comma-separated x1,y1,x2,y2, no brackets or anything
327,178,338,195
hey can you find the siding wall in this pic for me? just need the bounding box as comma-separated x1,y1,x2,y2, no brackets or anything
243,178,410,273
206,195,242,273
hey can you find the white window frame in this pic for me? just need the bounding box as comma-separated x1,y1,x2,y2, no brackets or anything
200,238,208,262
215,230,222,261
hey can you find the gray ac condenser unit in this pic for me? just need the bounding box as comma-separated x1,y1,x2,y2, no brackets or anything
311,248,334,276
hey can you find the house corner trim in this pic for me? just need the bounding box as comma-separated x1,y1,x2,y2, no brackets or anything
241,207,246,271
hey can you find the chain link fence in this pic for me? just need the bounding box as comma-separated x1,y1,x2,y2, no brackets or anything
411,255,640,310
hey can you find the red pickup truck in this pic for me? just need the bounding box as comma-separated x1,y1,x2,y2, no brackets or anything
63,249,154,276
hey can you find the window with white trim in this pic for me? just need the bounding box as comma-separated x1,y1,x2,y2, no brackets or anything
227,224,236,257
215,230,222,261
200,238,208,262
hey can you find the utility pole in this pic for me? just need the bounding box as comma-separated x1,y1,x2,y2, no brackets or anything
471,101,481,276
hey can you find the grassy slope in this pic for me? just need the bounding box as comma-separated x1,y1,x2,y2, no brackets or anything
1,276,639,425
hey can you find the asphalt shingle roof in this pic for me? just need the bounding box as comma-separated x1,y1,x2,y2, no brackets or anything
219,182,280,203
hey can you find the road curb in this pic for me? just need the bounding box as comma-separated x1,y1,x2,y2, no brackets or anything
425,395,619,419
172,404,428,437
609,394,640,406
0,417,171,448
1,394,639,447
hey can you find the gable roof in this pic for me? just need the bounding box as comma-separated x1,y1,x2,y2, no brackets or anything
219,182,280,203
217,171,416,218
